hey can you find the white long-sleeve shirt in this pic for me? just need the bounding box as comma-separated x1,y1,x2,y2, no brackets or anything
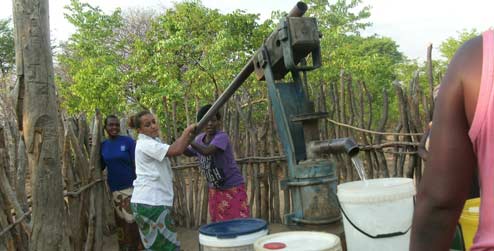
131,133,174,206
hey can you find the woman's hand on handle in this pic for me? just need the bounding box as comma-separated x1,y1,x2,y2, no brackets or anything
167,124,197,157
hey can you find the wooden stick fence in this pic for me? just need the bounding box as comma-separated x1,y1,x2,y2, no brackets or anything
0,51,440,248
0,99,116,250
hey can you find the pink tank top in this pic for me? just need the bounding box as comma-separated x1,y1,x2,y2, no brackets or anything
468,29,494,250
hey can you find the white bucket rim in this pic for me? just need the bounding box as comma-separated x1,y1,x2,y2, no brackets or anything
199,229,268,247
253,231,342,251
337,178,415,204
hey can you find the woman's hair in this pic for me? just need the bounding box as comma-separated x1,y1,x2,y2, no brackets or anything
197,104,221,122
128,110,151,129
104,115,119,127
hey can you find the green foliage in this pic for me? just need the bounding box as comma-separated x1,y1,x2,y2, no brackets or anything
57,0,272,131
0,18,15,76
57,0,126,116
124,1,271,129
307,0,371,35
439,29,479,63
336,35,402,87
56,0,447,132
302,0,403,125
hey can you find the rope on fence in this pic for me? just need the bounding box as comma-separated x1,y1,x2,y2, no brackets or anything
236,156,286,163
383,150,418,155
173,142,423,170
64,178,104,197
327,118,424,136
0,178,105,237
359,141,420,150
173,156,287,169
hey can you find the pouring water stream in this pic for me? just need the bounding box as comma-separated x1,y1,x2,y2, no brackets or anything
351,156,368,184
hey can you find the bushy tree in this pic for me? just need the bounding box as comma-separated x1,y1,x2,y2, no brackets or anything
57,0,271,129
56,0,410,130
0,18,15,76
130,1,271,128
57,0,126,115
439,29,479,63
303,0,403,125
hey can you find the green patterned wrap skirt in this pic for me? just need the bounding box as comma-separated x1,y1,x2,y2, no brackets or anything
130,203,180,251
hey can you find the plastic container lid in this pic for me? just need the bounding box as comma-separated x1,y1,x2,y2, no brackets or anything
337,178,416,204
199,218,268,239
263,242,287,249
254,231,341,251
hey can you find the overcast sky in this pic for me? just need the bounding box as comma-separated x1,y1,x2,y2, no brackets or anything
1,0,493,60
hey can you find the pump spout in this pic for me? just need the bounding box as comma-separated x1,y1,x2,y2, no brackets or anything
307,138,359,159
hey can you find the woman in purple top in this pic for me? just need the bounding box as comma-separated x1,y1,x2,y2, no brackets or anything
186,104,250,222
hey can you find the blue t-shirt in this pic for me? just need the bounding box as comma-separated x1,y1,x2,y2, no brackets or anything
101,135,136,192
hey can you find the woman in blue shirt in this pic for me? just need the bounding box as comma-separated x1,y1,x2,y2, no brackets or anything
101,115,141,251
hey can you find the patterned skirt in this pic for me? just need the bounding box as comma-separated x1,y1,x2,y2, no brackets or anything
112,188,142,251
130,203,180,251
208,184,250,222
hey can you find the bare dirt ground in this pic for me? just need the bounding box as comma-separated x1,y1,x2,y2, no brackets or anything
103,221,345,251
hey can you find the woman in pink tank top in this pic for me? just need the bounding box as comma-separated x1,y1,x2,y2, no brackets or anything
410,30,494,251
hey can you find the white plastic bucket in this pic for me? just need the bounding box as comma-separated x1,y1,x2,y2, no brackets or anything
199,218,268,251
336,178,415,251
254,231,342,251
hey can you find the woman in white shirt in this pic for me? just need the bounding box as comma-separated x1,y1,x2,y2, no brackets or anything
128,110,195,251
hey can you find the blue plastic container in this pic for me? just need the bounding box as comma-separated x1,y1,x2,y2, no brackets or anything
199,218,268,251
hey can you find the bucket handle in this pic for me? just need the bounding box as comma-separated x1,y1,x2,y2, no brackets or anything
335,195,413,239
